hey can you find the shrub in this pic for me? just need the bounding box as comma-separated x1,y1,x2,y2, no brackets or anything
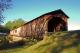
0,35,9,49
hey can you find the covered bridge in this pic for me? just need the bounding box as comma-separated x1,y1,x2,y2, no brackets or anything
10,9,69,39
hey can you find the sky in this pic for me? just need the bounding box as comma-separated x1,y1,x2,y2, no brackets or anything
3,0,80,30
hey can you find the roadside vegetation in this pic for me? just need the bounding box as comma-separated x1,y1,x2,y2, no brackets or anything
0,34,38,50
0,30,80,53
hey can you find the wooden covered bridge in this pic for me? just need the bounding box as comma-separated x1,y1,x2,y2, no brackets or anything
10,9,69,39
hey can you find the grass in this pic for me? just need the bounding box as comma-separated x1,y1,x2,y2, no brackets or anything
0,30,80,53
0,45,30,53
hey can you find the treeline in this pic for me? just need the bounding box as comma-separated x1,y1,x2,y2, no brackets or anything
0,18,25,33
0,18,26,49
5,18,25,30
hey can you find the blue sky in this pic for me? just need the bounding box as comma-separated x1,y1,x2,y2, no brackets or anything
3,0,80,30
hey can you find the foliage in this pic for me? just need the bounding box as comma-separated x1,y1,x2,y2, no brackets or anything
0,25,10,33
0,31,80,53
0,35,9,49
7,35,37,48
9,35,37,45
20,31,80,53
0,0,12,24
5,18,25,30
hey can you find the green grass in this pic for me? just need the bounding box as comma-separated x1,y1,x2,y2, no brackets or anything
0,30,80,53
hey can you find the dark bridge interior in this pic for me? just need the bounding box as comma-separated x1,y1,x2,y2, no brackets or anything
48,17,65,32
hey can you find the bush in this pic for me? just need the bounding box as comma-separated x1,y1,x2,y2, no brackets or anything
9,39,26,47
0,35,9,49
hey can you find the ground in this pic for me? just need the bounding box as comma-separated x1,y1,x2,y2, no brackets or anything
0,30,80,53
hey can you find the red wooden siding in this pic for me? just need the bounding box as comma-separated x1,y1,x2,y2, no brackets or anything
10,9,69,39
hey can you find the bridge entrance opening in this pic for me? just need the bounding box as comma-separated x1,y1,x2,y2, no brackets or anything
48,17,64,32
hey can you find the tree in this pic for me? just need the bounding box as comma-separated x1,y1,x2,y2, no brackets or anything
0,0,12,24
0,25,10,33
4,21,12,29
5,18,25,30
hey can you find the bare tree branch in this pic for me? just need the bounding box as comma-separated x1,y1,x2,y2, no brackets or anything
0,0,12,24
